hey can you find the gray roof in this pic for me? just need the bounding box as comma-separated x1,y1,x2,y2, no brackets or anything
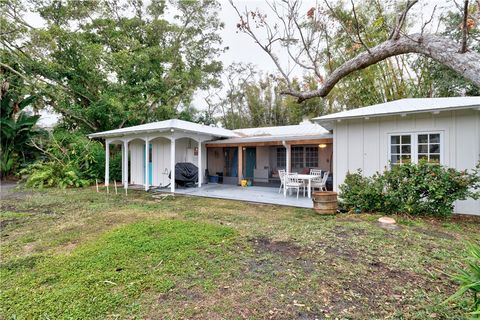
88,119,237,139
313,97,480,129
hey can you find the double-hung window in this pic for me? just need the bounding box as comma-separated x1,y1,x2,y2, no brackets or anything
291,147,304,169
276,148,286,168
417,133,441,163
389,132,443,165
305,147,319,167
390,135,412,165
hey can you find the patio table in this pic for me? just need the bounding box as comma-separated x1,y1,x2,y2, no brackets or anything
284,174,316,199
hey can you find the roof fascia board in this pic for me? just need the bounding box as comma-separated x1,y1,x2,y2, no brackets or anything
313,105,480,123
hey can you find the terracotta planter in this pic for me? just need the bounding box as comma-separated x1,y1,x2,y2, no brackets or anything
312,191,338,214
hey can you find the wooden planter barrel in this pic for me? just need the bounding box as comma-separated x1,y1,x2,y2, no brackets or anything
312,191,338,214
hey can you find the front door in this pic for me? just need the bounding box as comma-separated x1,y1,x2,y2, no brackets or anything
143,143,153,185
245,147,256,179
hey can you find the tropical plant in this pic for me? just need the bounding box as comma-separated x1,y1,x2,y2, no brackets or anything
0,81,42,179
446,243,480,318
19,130,105,188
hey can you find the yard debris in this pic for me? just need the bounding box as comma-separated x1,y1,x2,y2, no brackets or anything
151,194,174,201
103,280,117,285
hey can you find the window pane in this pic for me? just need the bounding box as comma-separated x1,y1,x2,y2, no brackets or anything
430,154,440,163
418,134,428,143
401,155,411,163
391,145,400,154
391,154,400,163
401,145,411,153
418,154,429,161
418,144,428,153
429,134,440,143
401,135,411,144
391,136,400,144
429,144,440,153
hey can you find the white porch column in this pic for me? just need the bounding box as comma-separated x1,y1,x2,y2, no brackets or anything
286,143,291,174
197,141,202,187
121,143,124,184
105,140,110,186
144,137,150,191
123,140,129,189
170,137,176,193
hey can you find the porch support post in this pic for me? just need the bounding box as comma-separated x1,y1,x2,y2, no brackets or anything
123,140,129,189
197,140,202,187
105,140,110,186
121,143,124,184
238,146,243,185
170,137,176,193
144,137,149,191
285,142,291,174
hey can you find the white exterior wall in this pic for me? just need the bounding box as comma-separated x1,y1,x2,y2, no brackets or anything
129,136,208,187
129,140,145,185
333,109,480,215
152,139,171,187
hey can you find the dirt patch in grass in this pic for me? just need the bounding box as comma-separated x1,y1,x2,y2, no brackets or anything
250,236,302,258
0,218,20,229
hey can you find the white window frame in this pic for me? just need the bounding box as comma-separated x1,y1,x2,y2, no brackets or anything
387,131,444,165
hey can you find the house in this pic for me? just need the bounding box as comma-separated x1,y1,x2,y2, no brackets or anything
88,97,480,215
313,97,480,215
87,119,333,192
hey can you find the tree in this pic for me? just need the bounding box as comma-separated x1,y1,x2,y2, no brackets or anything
216,63,329,129
1,0,225,132
231,0,480,102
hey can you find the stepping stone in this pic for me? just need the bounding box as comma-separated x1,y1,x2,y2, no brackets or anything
378,217,396,224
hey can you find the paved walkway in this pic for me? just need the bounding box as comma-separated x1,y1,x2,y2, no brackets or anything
172,184,313,208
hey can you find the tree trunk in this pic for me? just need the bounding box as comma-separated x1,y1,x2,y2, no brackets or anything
282,33,480,101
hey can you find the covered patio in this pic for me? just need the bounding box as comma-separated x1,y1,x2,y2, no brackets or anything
172,184,313,208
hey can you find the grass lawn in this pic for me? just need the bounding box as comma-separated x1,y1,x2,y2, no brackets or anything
1,187,479,319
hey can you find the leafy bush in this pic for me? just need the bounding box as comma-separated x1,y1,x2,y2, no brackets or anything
447,243,480,318
339,161,480,216
19,130,105,188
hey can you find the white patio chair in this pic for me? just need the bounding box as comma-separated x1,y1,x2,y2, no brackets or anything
284,173,305,199
310,169,323,191
278,169,286,194
318,171,329,191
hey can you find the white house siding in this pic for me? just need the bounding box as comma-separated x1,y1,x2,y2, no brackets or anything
152,139,171,187
333,109,480,215
129,140,145,185
129,137,207,187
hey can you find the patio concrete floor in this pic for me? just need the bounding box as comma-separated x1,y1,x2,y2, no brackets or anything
171,184,313,208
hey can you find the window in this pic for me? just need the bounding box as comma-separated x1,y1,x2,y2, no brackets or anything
276,148,286,168
305,147,319,167
418,133,441,163
292,146,304,169
389,132,442,166
390,135,412,165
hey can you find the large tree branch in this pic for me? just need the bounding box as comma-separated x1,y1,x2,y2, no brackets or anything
281,33,480,101
461,0,469,53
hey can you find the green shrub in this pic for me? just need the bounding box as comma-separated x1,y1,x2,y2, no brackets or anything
19,130,105,188
446,243,480,318
339,161,480,216
338,171,385,213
